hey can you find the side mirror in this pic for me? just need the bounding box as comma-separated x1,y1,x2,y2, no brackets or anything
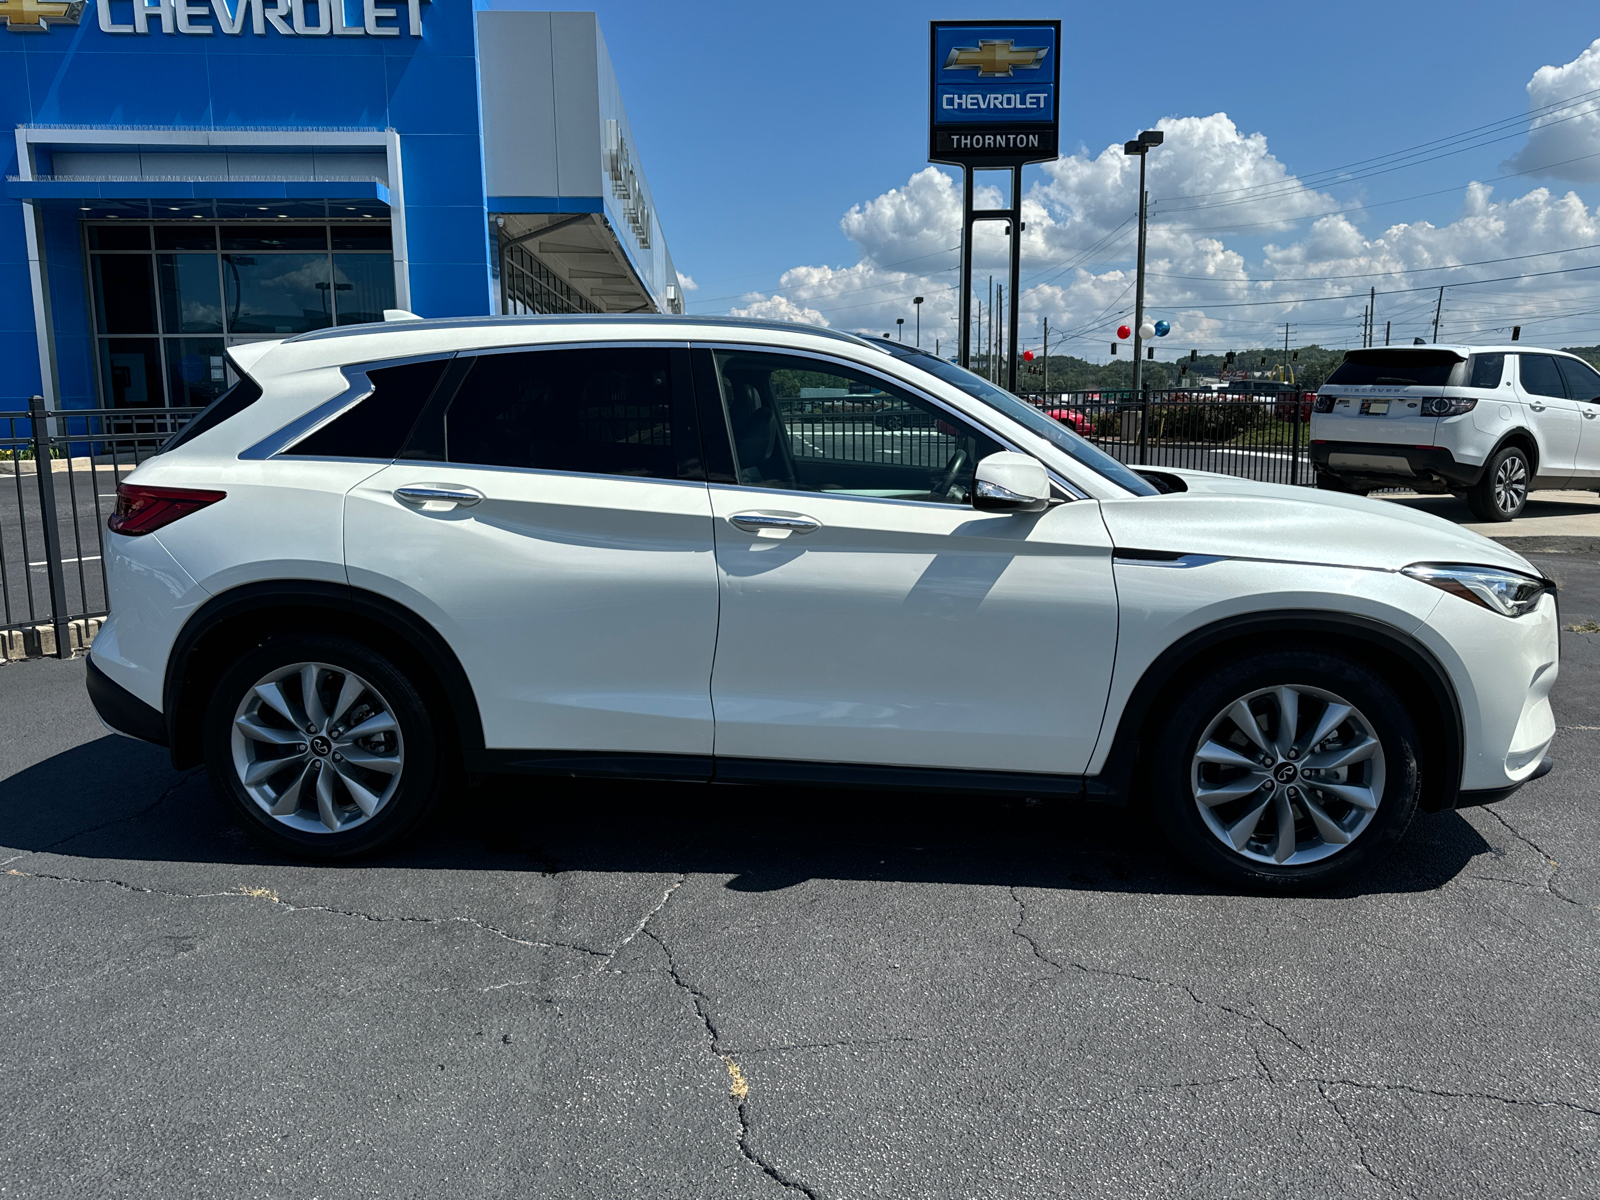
972,452,1050,514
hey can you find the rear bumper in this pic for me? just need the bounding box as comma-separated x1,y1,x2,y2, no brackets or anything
86,655,167,747
1311,441,1481,488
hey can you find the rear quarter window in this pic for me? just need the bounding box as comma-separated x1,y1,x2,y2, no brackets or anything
1466,353,1505,389
286,357,450,459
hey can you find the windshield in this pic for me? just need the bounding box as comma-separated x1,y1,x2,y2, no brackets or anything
1324,349,1466,388
868,342,1159,496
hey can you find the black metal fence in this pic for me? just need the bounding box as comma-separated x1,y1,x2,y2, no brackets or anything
0,398,201,657
1024,388,1313,487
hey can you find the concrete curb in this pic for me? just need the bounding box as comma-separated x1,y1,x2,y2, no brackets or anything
1489,535,1600,557
0,618,102,663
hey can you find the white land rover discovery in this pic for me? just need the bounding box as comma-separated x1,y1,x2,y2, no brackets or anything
1310,344,1600,521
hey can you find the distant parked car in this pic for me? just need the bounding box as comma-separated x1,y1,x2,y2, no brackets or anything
1274,391,1314,423
1046,405,1093,435
1311,344,1600,520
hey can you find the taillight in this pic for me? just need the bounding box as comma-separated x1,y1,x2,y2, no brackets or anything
1422,397,1477,417
108,483,226,536
1312,395,1337,413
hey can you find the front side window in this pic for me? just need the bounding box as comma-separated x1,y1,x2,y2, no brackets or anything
711,350,1002,504
1517,354,1567,398
445,347,680,479
1556,356,1600,403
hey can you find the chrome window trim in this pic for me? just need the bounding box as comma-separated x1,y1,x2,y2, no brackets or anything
240,351,456,461
452,339,691,359
693,341,1090,502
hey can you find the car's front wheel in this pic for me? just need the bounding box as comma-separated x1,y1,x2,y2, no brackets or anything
203,633,447,859
1466,445,1529,521
1148,651,1420,891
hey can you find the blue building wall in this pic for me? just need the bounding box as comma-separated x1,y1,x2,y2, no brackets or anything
0,1,495,411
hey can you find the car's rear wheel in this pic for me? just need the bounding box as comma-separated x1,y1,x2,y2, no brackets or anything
1466,445,1528,521
1148,651,1420,891
203,633,446,859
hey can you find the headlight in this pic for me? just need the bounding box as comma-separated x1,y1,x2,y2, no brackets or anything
1402,563,1553,617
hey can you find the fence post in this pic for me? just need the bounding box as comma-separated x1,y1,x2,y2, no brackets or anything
1291,394,1303,486
29,395,71,659
1137,388,1149,466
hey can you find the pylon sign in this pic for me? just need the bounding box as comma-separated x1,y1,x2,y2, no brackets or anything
929,20,1061,167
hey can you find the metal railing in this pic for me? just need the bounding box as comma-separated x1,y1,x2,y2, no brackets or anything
0,397,202,657
1024,388,1312,487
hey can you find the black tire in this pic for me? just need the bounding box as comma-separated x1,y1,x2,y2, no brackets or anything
1148,650,1421,892
203,632,447,859
1315,472,1368,496
1466,445,1529,522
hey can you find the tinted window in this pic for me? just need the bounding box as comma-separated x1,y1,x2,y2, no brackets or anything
713,350,1003,504
289,358,450,459
1467,353,1505,389
221,225,330,252
1324,350,1464,387
871,342,1159,497
1556,356,1600,402
1518,354,1567,398
446,348,678,479
160,375,263,453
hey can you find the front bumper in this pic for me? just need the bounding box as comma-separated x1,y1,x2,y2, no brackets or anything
86,655,167,747
1312,440,1482,489
1457,754,1554,808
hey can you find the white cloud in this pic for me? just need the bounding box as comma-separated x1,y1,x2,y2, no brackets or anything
675,270,698,292
721,60,1600,358
728,292,829,326
1504,39,1600,182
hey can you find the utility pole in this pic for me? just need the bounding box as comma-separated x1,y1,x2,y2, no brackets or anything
1385,320,1390,347
1368,287,1375,349
1042,317,1049,397
987,275,994,380
1124,129,1164,402
1432,286,1445,343
996,285,1004,385
1283,322,1290,383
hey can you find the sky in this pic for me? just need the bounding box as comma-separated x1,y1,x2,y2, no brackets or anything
587,1,1600,358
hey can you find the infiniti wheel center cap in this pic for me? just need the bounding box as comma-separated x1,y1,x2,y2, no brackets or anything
1273,761,1299,785
310,735,333,758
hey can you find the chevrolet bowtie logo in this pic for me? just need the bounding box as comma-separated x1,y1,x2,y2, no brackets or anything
943,39,1047,78
0,0,85,31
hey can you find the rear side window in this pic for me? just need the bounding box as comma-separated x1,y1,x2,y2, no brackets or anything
159,375,263,453
1517,354,1566,398
287,358,449,459
1557,356,1600,402
1325,350,1464,387
1466,353,1505,389
444,347,679,479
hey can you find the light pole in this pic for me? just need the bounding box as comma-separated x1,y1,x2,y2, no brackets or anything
913,295,923,347
1123,129,1163,403
896,317,905,342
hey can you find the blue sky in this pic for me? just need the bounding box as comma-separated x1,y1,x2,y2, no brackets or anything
588,1,1600,355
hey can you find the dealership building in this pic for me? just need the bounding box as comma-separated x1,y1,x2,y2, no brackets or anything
1,1,682,415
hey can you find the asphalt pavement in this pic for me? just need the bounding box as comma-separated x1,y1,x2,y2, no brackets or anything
2,552,1598,1198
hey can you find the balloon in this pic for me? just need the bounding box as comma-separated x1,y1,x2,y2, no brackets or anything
1138,322,1156,340
1117,324,1131,339
1154,320,1170,337
1023,350,1034,361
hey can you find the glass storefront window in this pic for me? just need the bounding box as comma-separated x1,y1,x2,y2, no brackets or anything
164,338,230,408
223,252,333,335
333,254,397,326
99,338,163,408
158,254,224,333
87,219,395,408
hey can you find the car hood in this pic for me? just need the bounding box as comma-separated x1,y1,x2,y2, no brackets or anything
1098,470,1538,575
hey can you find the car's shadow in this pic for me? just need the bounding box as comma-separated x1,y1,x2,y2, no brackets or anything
1384,491,1600,524
2,735,1492,900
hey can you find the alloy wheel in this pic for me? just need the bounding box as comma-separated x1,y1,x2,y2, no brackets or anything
230,661,405,834
1494,454,1528,516
1189,684,1386,866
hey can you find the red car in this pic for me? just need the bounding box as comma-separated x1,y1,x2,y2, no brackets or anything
1046,406,1093,436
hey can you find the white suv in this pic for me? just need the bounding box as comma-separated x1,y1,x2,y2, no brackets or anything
1310,344,1600,520
86,316,1559,890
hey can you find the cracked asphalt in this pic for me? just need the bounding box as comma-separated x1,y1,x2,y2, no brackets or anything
3,549,1599,1199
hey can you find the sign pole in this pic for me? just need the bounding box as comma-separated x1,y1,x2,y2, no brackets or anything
959,167,975,369
1006,163,1023,393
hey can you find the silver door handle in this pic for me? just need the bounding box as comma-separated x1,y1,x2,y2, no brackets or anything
1586,412,1597,419
729,511,821,534
1530,404,1547,411
394,485,483,507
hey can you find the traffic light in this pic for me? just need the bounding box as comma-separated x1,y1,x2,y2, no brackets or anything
1110,343,1118,355
1512,326,1521,341
1189,349,1197,362
1292,350,1299,360
1225,351,1236,365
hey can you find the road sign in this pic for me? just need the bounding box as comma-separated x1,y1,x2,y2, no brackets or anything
929,20,1061,166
